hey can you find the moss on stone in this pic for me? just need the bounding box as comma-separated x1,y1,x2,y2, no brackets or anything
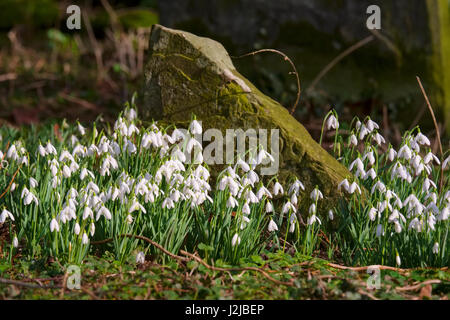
142,24,352,224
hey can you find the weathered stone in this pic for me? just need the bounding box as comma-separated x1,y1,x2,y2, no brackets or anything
141,24,351,220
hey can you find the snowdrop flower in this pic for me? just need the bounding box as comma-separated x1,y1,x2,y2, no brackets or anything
396,254,401,267
96,206,112,221
307,215,321,226
24,191,38,206
423,152,440,165
50,218,60,232
62,165,71,178
348,182,361,195
282,201,296,214
398,145,412,160
415,132,430,146
387,148,397,162
231,233,241,246
326,115,339,130
443,155,450,170
368,207,377,221
46,142,57,155
135,251,145,264
126,214,134,224
268,219,278,232
363,151,375,166
82,233,89,245
83,206,94,220
288,179,305,195
0,208,14,223
309,203,316,215
291,193,298,206
394,221,402,233
373,133,385,145
310,188,323,201
242,202,251,215
273,182,284,196
328,210,334,221
29,177,38,188
38,144,47,157
189,120,202,135
78,123,86,136
265,202,273,213
437,207,448,221
338,179,349,192
364,168,377,180
366,119,379,132
74,222,81,235
408,218,422,232
186,137,202,154
349,158,364,172
12,236,18,248
359,124,369,140
349,134,358,146
432,242,439,254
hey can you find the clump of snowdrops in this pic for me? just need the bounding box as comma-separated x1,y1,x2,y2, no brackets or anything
322,110,449,268
0,99,324,266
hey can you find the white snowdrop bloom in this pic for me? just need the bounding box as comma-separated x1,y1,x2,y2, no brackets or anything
415,132,430,146
0,208,14,223
171,128,185,142
349,134,358,146
38,144,47,157
310,188,323,201
24,191,38,206
21,187,30,200
432,242,439,254
50,218,60,232
87,181,100,194
349,158,364,172
242,202,251,215
309,203,316,215
162,198,175,209
129,199,146,214
364,168,377,180
363,151,375,165
12,236,18,248
6,144,18,160
326,115,339,130
80,168,94,181
282,201,296,214
82,206,94,220
189,120,202,135
388,148,397,161
289,179,305,195
70,135,79,147
437,207,448,221
398,145,412,160
338,179,349,192
45,142,57,155
74,222,81,235
87,222,95,237
355,120,362,130
394,221,402,233
396,254,401,267
373,133,385,145
82,233,89,245
368,207,378,221
289,215,297,233
443,155,450,170
328,210,334,221
231,233,241,246
423,152,440,165
245,190,259,204
127,124,140,137
359,124,369,140
59,150,75,163
78,123,86,136
235,159,250,173
366,119,379,132
265,202,273,213
268,219,278,232
377,200,392,213
427,213,436,231
96,206,112,221
135,251,146,264
408,218,422,232
307,215,321,226
186,137,202,154
422,178,436,193
62,165,71,178
376,224,384,237
256,186,271,200
348,182,361,195
291,193,298,206
273,182,284,196
126,214,134,225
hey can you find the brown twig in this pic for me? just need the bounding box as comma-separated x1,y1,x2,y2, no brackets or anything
231,49,301,115
395,279,442,292
306,35,374,95
91,234,294,287
416,76,445,192
0,277,62,289
0,164,22,200
327,262,448,273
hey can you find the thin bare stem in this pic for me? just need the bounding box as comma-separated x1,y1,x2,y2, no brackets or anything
232,49,301,115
